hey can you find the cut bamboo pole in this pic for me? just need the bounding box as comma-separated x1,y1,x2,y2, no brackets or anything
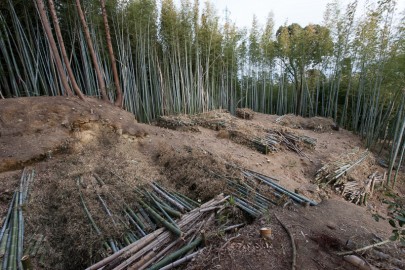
158,249,201,270
151,184,186,213
0,193,15,246
147,236,202,270
139,200,182,237
85,228,165,270
21,255,32,270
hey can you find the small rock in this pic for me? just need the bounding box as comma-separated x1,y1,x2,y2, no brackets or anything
326,222,336,230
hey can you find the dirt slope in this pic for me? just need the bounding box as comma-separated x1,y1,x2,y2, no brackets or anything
0,97,403,270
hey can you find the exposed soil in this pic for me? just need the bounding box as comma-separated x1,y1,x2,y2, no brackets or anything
0,96,404,269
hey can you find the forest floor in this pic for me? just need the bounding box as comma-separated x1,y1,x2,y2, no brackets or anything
0,96,404,270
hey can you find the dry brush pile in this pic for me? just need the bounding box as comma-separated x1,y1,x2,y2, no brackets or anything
314,148,386,205
156,111,317,158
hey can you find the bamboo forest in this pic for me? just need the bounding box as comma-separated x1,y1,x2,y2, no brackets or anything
0,0,405,269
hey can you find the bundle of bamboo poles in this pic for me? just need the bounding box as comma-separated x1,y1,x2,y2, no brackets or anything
156,115,196,130
0,168,35,270
76,176,204,265
243,170,318,206
252,130,316,157
315,149,370,187
341,172,385,205
86,194,229,270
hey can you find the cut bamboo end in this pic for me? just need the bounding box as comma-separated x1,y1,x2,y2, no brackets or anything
260,227,272,240
21,255,32,270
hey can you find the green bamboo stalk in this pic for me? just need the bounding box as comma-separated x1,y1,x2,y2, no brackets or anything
0,193,16,245
0,228,9,258
126,206,146,231
147,191,176,226
173,192,200,208
126,212,146,237
7,191,19,270
1,226,12,269
149,193,182,218
147,237,202,270
139,200,182,237
29,235,44,257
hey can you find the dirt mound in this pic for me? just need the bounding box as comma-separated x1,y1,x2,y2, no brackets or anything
154,110,317,158
0,96,146,172
276,114,336,132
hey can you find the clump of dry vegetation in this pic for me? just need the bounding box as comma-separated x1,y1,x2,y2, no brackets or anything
154,144,241,201
235,108,255,120
276,114,336,132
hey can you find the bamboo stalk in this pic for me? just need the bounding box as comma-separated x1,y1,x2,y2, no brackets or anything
21,255,32,270
337,239,392,256
147,237,202,270
85,228,165,270
0,193,15,246
29,235,44,257
151,184,186,213
139,200,182,237
159,249,201,270
136,238,182,270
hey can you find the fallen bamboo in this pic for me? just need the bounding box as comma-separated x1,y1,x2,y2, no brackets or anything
137,237,183,270
139,200,182,237
151,184,186,213
275,214,296,270
147,236,203,270
337,239,392,256
85,228,165,270
0,193,16,245
88,195,225,270
158,249,202,270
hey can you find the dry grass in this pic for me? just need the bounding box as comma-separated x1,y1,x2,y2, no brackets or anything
276,114,335,132
236,108,255,120
154,143,241,201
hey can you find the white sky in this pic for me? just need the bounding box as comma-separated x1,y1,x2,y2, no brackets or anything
173,0,405,30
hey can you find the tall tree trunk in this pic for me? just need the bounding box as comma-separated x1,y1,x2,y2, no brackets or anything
100,0,123,107
295,71,304,116
75,0,108,101
35,0,73,96
48,0,85,100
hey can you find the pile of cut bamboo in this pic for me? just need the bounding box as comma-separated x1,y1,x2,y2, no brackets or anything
227,170,318,217
156,115,197,131
86,194,228,270
235,108,254,120
341,172,385,205
253,130,316,157
0,169,35,270
315,149,370,187
76,176,203,258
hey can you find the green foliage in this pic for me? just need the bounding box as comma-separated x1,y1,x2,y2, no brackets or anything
384,194,405,245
